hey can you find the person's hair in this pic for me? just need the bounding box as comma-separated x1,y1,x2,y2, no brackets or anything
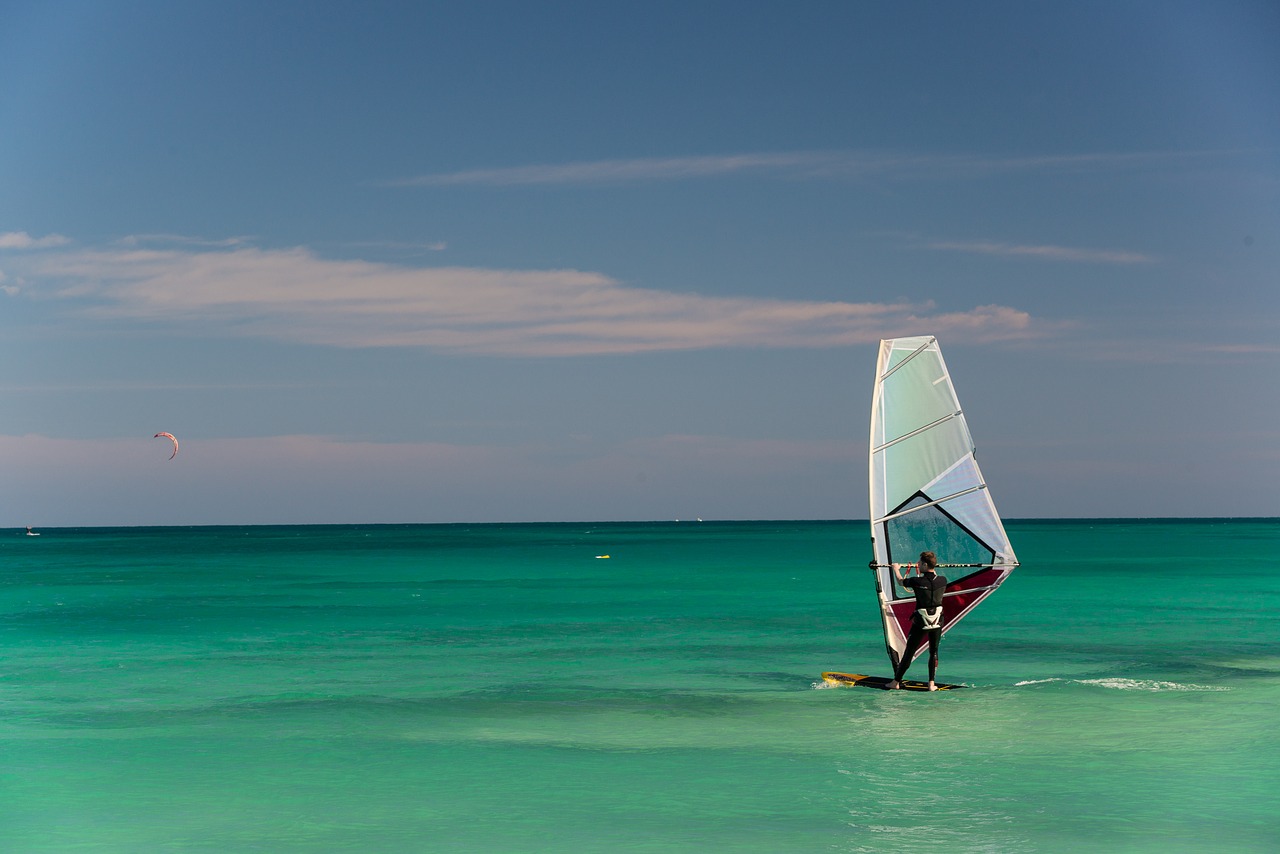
919,551,938,570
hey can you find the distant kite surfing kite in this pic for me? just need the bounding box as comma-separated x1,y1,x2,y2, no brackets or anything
154,432,178,460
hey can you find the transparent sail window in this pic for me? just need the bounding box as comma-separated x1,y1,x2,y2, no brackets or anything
882,493,996,589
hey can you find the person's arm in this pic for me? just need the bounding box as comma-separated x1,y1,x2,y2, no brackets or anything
891,563,917,586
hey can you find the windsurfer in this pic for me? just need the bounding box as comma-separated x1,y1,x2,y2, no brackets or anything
886,551,947,691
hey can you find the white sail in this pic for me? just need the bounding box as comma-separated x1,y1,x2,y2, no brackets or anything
869,336,1018,668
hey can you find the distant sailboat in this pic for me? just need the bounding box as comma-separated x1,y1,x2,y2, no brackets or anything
825,336,1019,689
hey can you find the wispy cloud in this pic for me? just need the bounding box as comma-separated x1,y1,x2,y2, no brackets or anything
388,153,837,187
0,231,71,250
388,148,1232,188
117,233,254,248
927,239,1156,264
344,239,449,253
1194,342,1280,355
10,242,1041,356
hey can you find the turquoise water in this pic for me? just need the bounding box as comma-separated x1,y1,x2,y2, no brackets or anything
2,520,1278,852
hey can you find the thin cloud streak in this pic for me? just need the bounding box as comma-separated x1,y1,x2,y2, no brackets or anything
0,380,324,393
343,239,449,253
928,240,1157,264
390,153,834,187
11,243,1041,356
118,233,254,248
389,148,1234,188
1194,343,1280,355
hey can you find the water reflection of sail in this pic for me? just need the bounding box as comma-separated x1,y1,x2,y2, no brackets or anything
869,336,1019,669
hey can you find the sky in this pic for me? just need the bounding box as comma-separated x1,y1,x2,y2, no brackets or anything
2,0,1278,526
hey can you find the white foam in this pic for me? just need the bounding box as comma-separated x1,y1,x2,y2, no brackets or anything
1016,677,1227,692
1077,677,1228,692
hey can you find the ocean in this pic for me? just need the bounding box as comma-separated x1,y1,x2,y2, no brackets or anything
2,519,1277,852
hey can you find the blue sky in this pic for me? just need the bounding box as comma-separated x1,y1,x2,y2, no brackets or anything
2,1,1277,525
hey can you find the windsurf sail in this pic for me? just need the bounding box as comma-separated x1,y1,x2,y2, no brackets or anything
868,336,1018,669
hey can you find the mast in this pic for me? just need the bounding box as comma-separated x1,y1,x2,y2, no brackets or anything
868,336,1019,669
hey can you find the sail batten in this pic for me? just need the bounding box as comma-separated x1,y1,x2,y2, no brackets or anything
871,410,961,453
878,336,935,381
868,336,1018,669
872,484,988,524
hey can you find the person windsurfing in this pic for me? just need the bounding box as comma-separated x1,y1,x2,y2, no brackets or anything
886,551,947,691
